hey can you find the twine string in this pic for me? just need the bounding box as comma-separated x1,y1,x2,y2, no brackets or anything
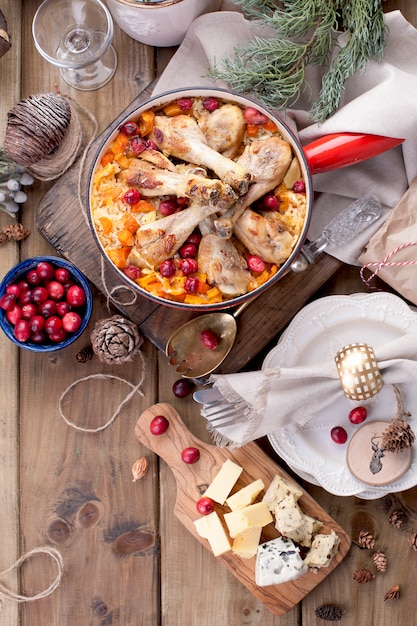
0,547,64,607
360,241,417,289
58,350,145,433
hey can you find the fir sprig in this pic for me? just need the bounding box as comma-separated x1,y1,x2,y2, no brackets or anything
209,0,387,123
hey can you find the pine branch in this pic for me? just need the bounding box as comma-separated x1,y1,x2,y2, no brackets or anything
209,0,387,123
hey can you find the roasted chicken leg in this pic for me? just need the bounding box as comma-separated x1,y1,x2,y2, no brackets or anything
149,114,251,195
233,209,296,265
193,102,246,159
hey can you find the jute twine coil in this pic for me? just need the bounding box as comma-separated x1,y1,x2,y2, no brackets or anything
0,547,63,609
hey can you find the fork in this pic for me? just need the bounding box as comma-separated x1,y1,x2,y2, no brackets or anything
194,388,244,428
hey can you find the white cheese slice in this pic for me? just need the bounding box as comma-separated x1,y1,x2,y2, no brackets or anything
224,502,273,538
225,479,265,512
255,536,308,586
284,514,323,547
203,459,243,504
263,474,303,511
274,493,305,534
232,527,262,559
304,530,340,570
193,511,232,557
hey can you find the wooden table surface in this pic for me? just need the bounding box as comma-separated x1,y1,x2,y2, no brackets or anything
1,1,417,624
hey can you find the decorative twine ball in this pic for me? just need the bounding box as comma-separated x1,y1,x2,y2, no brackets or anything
3,93,86,181
90,315,144,365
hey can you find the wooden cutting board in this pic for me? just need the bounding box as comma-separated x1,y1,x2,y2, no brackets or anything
36,86,343,375
134,403,351,616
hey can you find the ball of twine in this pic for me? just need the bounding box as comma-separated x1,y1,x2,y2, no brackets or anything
3,92,96,181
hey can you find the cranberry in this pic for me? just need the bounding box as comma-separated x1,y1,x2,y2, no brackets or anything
49,328,68,343
330,426,348,444
0,293,16,311
21,303,38,319
56,301,71,317
159,199,179,216
6,305,22,325
145,139,158,151
179,243,197,259
123,265,142,281
149,415,169,435
130,136,147,154
181,447,200,464
45,316,63,335
6,284,21,298
180,258,198,275
247,255,266,273
172,379,194,398
17,280,30,292
46,280,66,301
176,197,190,209
349,406,368,425
186,232,202,247
159,259,176,278
119,121,138,136
26,269,41,286
177,98,193,111
66,285,86,307
29,315,45,332
36,261,55,281
262,194,280,211
196,497,215,515
30,330,47,344
39,299,58,318
62,311,82,333
13,319,30,342
244,107,268,125
153,128,163,144
184,276,199,293
31,286,48,304
293,179,306,193
19,289,33,305
55,267,70,283
203,97,219,112
123,189,141,205
200,329,219,350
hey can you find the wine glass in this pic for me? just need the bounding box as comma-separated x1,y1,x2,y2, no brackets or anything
32,0,117,91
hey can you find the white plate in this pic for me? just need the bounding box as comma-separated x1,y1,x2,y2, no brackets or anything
264,292,417,498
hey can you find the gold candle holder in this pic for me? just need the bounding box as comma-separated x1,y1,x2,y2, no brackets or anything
335,343,383,401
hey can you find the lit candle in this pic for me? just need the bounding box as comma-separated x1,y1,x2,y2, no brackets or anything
335,343,383,401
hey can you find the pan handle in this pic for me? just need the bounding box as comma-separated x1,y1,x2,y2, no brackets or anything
303,133,404,175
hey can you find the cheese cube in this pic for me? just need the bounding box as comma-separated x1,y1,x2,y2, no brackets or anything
304,530,340,570
224,502,273,538
255,536,308,586
204,459,243,504
193,512,232,556
284,515,323,547
232,527,262,559
225,479,265,512
263,474,303,512
274,493,305,534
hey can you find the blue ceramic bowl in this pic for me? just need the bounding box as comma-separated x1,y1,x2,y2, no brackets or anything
0,256,93,352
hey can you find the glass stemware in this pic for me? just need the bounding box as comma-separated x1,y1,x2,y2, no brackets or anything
32,0,117,91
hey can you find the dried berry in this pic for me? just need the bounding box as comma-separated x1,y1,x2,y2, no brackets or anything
132,457,149,481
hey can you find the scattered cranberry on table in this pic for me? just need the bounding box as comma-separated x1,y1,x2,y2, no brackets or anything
196,496,215,515
199,329,219,350
172,379,194,398
330,426,348,444
181,447,200,464
349,406,368,424
149,415,170,435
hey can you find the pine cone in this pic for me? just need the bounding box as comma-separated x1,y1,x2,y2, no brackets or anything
0,223,30,242
373,550,387,572
314,604,343,621
388,509,407,529
90,315,143,365
408,533,417,550
358,530,376,549
353,568,375,583
384,584,400,601
381,416,415,453
75,345,94,363
0,10,11,59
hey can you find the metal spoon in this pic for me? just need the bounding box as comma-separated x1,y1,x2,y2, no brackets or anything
166,195,382,380
166,300,250,379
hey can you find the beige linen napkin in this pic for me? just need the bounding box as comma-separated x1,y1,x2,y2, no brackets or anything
208,333,417,447
152,8,417,266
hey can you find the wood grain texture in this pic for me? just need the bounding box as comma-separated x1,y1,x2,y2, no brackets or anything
135,403,351,616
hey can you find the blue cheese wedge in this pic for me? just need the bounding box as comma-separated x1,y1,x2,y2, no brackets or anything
304,530,340,570
284,514,323,547
255,536,308,586
273,493,305,534
263,475,303,511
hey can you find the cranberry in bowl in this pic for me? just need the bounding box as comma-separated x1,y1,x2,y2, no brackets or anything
0,256,93,352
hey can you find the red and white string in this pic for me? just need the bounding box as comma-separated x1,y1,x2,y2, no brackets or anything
360,241,417,288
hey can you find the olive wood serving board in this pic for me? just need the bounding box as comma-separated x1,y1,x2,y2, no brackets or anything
135,403,351,616
36,86,343,375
